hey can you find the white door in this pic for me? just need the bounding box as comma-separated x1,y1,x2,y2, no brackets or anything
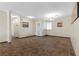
36,22,42,36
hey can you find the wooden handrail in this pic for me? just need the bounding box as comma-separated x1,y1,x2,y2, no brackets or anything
72,17,78,24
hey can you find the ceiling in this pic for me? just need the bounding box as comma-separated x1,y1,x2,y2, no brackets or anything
0,2,73,18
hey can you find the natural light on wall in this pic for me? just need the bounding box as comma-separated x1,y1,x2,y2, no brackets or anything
44,22,52,30
43,13,62,30
11,16,20,24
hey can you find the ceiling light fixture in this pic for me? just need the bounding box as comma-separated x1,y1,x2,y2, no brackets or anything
26,16,34,19
45,13,62,18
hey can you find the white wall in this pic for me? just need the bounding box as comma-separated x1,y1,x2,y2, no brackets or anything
0,10,10,42
12,17,36,38
19,18,35,38
47,16,71,37
11,16,20,37
70,18,79,56
11,16,73,38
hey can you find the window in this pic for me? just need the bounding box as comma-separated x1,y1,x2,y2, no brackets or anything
44,22,52,30
47,22,52,30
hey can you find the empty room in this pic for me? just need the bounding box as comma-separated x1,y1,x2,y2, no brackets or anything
0,2,79,56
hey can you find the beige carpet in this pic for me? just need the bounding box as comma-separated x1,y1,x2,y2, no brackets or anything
0,36,75,56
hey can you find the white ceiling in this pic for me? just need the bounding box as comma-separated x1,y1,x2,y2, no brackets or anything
0,2,73,18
